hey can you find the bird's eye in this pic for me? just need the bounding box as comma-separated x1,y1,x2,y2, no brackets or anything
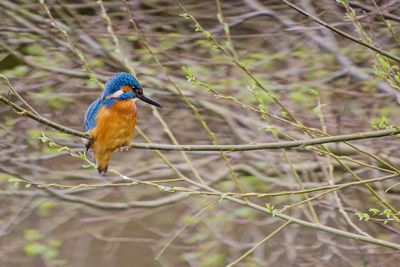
135,88,143,95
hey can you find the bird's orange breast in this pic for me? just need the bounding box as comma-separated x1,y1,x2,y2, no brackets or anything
88,99,137,173
91,99,137,150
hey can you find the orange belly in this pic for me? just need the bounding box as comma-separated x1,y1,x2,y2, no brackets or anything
89,99,137,173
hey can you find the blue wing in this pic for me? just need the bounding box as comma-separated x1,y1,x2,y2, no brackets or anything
84,97,103,132
84,97,118,132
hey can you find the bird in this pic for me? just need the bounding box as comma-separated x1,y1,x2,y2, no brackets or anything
84,72,162,174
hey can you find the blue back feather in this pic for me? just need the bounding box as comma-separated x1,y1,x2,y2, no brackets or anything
84,97,103,132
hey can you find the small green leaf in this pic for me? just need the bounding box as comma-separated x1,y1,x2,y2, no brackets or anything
82,163,95,169
22,44,46,55
217,13,223,23
37,200,56,214
57,146,69,152
369,208,380,215
266,203,278,217
8,177,22,185
313,104,326,117
382,209,392,218
355,211,370,221
47,239,62,248
23,243,47,256
42,248,58,260
308,88,319,96
179,13,190,19
24,229,42,241
223,23,230,35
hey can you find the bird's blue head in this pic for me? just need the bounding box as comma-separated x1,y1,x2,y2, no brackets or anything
102,72,162,108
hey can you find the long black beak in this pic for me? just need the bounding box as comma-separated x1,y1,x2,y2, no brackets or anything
137,94,162,108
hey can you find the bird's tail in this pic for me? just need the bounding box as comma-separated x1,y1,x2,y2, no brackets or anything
97,165,108,175
94,149,112,175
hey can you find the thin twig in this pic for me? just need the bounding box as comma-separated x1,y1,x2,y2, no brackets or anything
226,221,291,266
280,0,400,63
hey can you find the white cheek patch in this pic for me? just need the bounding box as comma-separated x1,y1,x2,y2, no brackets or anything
106,89,124,99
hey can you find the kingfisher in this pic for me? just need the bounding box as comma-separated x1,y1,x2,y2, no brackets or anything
84,72,162,174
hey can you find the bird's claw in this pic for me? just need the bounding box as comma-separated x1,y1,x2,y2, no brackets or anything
119,146,130,152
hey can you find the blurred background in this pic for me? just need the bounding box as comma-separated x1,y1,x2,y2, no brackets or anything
0,0,400,266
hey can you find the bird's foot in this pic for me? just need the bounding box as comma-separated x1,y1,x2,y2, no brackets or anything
119,145,130,152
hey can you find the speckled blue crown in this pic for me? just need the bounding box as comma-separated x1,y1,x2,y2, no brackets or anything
103,72,141,96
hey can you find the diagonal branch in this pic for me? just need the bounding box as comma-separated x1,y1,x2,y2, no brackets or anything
280,0,400,63
0,95,89,139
